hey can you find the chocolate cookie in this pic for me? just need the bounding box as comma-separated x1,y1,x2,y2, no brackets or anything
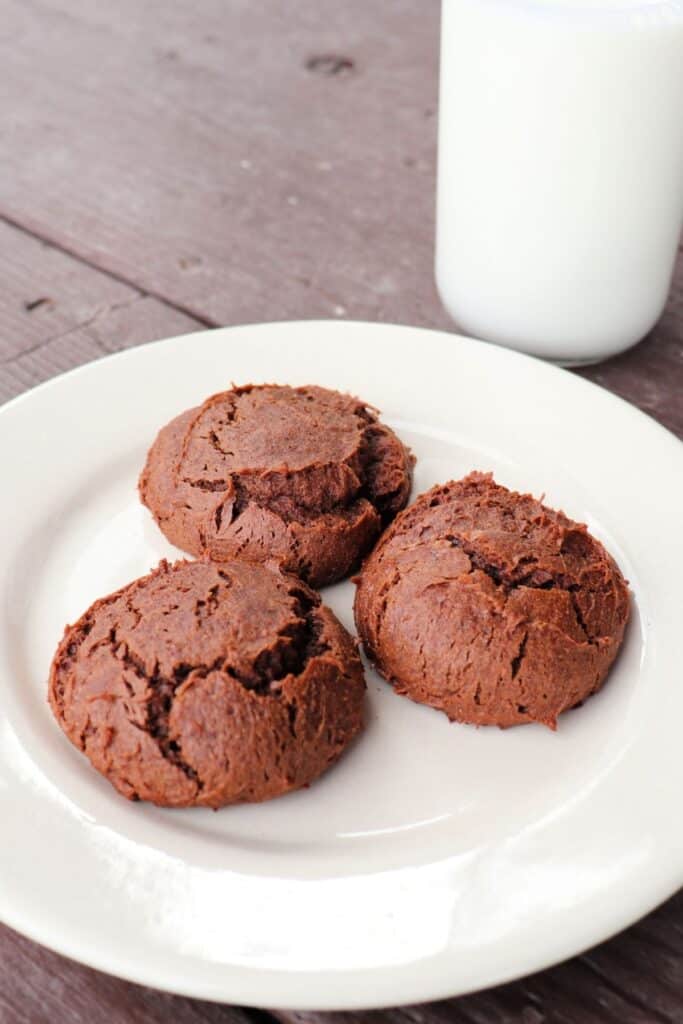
139,384,413,588
49,558,365,807
354,472,630,729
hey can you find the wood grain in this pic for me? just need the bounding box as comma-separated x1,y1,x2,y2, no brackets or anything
0,0,449,329
0,218,201,404
1,0,680,433
0,1,680,1022
0,924,256,1024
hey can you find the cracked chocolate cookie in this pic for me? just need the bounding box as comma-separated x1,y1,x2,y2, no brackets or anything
354,472,630,729
139,384,413,588
49,558,365,807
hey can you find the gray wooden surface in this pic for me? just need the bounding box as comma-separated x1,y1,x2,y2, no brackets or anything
0,2,681,1022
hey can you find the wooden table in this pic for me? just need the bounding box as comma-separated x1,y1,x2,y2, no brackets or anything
1,3,681,1022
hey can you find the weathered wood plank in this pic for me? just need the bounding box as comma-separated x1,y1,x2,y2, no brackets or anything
582,889,683,1023
0,923,259,1024
0,218,201,404
1,0,680,440
0,294,200,404
0,217,134,364
0,0,449,330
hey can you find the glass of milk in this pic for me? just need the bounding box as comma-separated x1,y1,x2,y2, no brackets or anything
436,0,683,364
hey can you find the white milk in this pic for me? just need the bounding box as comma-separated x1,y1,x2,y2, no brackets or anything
436,0,683,363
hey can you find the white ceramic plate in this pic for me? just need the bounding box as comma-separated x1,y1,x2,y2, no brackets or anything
0,321,681,1011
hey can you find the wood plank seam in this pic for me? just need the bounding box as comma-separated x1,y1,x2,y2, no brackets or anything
0,210,217,330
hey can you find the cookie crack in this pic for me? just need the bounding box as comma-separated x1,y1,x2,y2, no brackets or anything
110,634,202,788
446,534,597,643
208,429,234,458
185,405,406,529
102,590,328,781
194,583,221,624
357,420,411,521
181,477,228,492
244,586,330,692
147,664,202,787
569,592,591,644
179,467,367,535
510,631,529,679
215,471,368,530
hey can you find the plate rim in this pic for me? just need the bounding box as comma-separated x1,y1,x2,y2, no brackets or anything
1,317,681,454
0,318,681,1010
